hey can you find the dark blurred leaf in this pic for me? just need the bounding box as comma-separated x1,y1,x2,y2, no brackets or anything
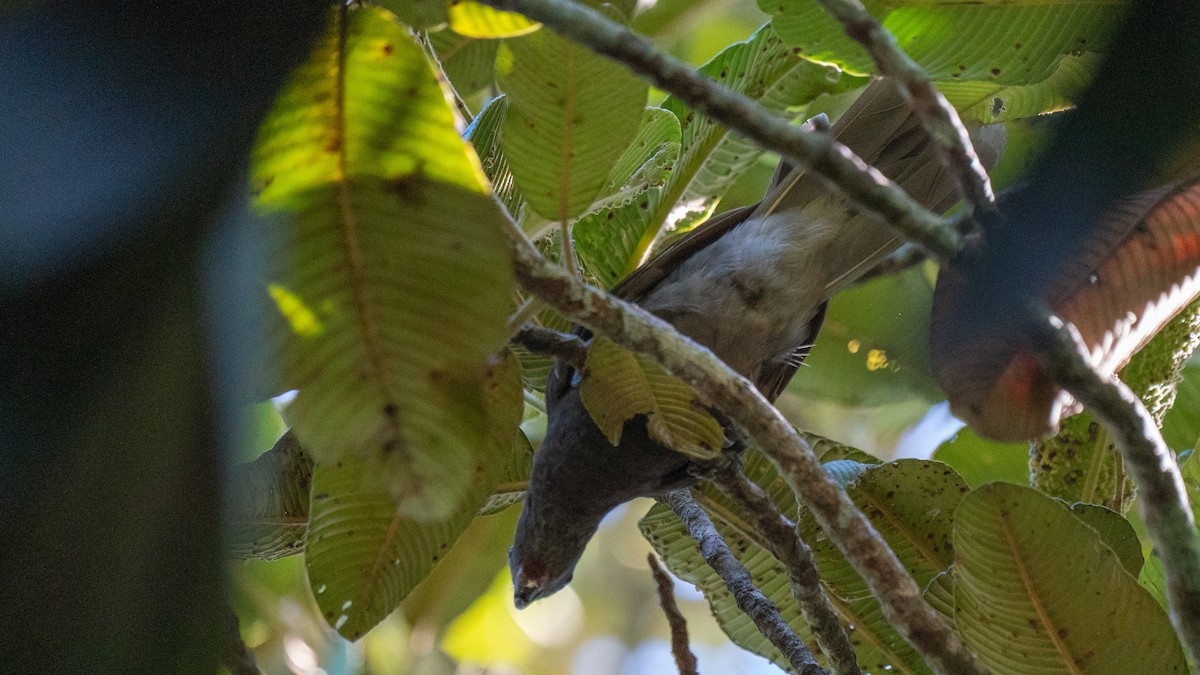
226,430,313,560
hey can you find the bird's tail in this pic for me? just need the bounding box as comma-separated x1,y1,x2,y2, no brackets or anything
754,79,1006,297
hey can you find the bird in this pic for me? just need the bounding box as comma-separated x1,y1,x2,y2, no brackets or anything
510,78,1007,608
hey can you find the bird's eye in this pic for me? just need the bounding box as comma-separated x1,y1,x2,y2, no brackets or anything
570,370,582,387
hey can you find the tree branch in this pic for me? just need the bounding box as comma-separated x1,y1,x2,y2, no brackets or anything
711,469,861,675
665,490,827,675
511,325,588,372
503,220,988,675
648,553,700,675
479,0,960,262
814,0,997,224
1029,314,1200,662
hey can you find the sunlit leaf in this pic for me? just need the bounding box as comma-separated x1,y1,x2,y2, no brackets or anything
955,483,1186,674
941,53,1100,123
448,0,540,38
765,1,1119,83
251,7,512,518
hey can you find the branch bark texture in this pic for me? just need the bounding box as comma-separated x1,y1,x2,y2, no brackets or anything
666,490,826,675
712,469,861,675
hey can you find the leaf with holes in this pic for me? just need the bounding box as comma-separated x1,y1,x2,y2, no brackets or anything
252,7,512,519
226,430,313,560
306,350,524,640
954,483,1186,674
765,0,1119,83
579,336,724,459
645,24,861,249
575,107,681,287
497,12,647,221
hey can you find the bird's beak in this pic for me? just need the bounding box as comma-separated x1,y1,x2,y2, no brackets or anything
512,567,546,609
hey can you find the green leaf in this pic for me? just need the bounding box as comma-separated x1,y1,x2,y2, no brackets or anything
765,1,1118,82
378,0,449,30
923,569,956,621
252,8,513,518
401,506,522,634
254,8,488,203
1138,553,1169,610
954,483,1186,674
1162,363,1200,452
798,460,967,675
428,29,500,97
651,25,860,246
933,427,1030,488
574,107,682,287
641,455,963,673
478,430,534,515
1070,503,1143,577
225,430,313,560
579,336,724,459
464,95,524,217
305,350,524,640
497,19,647,220
447,0,540,38
792,265,942,406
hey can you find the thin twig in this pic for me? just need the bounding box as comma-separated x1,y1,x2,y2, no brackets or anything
666,490,827,675
504,220,988,675
1029,313,1200,662
814,0,997,224
711,469,861,675
511,324,589,371
648,553,700,675
478,0,960,262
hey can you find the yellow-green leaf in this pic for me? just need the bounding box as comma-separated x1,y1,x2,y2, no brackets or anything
305,351,525,640
955,483,1186,674
448,0,540,38
580,336,724,459
498,17,647,220
251,7,513,518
